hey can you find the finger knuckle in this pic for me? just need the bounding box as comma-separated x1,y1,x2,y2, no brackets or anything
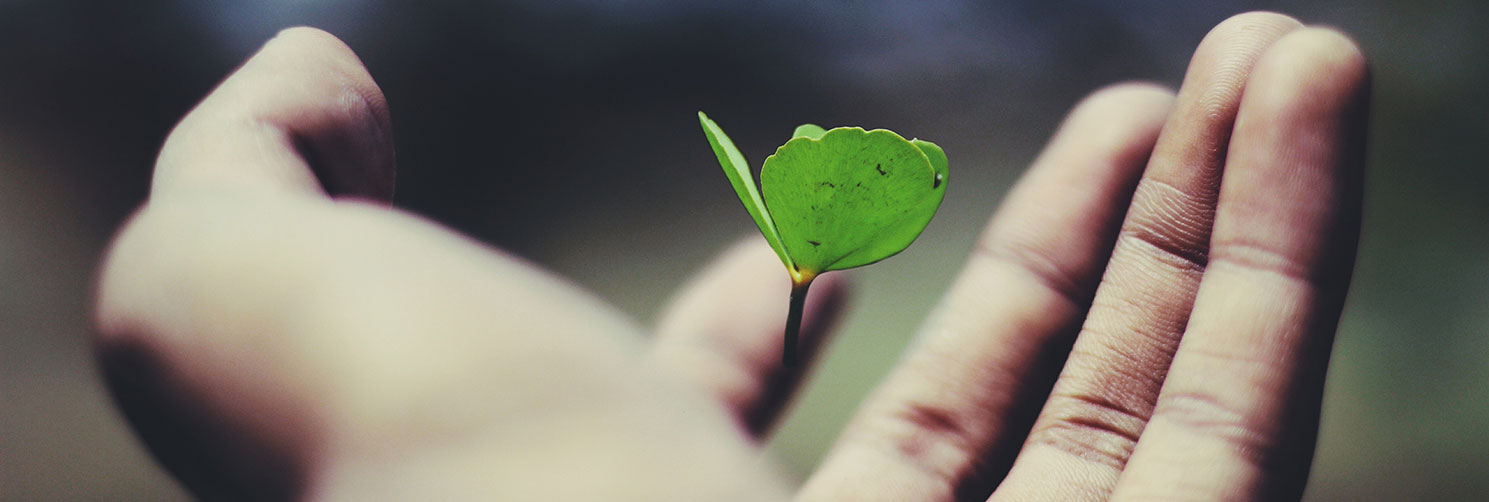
1119,178,1215,272
972,237,1089,307
858,399,981,486
1029,391,1149,468
1207,238,1313,284
1151,391,1276,468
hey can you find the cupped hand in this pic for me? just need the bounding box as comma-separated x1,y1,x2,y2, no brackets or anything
96,12,1369,502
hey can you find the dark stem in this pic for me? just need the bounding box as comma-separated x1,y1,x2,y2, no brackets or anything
783,278,813,369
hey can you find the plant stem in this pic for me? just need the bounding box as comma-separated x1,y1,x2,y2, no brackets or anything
783,278,813,369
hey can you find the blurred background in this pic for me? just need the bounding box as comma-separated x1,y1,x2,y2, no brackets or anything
2,0,1485,500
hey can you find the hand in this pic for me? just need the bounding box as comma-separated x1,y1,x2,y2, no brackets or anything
96,11,1368,502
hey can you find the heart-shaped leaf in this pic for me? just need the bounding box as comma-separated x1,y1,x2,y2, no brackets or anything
761,127,947,275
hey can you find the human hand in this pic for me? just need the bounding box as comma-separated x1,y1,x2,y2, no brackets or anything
95,27,846,501
797,12,1368,502
95,11,1368,502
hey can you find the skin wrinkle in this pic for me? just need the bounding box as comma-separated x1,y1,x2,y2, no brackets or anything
827,399,975,495
862,342,1013,466
1029,392,1148,468
1064,332,1172,392
289,88,393,199
1153,391,1276,467
1207,240,1315,284
1120,179,1215,269
886,401,980,477
1086,251,1200,326
972,238,1090,308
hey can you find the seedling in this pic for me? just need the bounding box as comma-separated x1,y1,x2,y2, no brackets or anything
699,112,948,368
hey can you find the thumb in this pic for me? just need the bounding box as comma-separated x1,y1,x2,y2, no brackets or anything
151,27,395,202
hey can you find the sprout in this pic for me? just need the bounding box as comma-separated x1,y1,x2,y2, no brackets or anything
699,112,948,367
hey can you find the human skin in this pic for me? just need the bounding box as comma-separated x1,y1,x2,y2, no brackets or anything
95,11,1369,502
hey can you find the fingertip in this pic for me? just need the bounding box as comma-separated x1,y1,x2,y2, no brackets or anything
263,26,390,119
1249,27,1371,111
259,27,395,199
1078,82,1176,113
1238,26,1371,188
652,235,851,433
715,233,852,336
1061,82,1175,154
721,234,789,271
269,26,351,52
262,27,367,80
1203,11,1305,46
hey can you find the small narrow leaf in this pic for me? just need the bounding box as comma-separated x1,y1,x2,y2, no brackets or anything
698,112,793,270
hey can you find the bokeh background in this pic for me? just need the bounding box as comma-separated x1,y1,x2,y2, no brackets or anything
2,1,1485,500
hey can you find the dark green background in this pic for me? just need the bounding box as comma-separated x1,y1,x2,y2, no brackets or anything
2,1,1484,499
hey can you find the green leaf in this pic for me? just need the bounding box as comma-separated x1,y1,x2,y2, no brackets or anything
760,127,947,274
826,138,947,270
698,112,793,270
792,123,827,140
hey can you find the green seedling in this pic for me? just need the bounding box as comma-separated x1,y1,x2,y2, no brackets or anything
698,111,948,368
